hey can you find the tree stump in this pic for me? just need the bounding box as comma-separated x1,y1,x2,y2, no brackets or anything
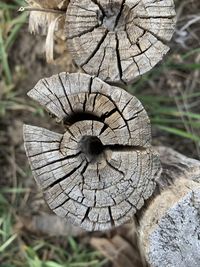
65,0,176,85
23,72,161,231
138,147,200,267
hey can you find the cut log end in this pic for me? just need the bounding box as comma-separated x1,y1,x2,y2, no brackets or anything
23,72,161,231
139,147,200,267
65,0,176,85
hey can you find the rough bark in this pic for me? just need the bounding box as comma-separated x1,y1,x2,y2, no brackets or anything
23,72,161,231
139,147,200,267
65,0,176,85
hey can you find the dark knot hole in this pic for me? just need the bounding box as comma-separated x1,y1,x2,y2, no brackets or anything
80,136,104,160
102,3,125,31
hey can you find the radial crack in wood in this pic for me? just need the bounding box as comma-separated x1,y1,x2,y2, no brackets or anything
24,72,161,231
65,0,176,84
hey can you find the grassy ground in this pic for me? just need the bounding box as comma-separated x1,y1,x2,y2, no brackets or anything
0,0,200,266
0,1,106,266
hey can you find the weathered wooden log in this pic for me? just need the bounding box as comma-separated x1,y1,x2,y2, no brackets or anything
23,72,161,231
65,0,176,85
89,147,200,266
138,147,200,267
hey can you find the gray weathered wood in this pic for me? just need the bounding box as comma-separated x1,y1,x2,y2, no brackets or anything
23,72,161,231
65,0,176,85
139,147,200,267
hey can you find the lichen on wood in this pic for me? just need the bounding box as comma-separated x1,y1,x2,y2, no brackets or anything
65,0,176,85
23,72,161,231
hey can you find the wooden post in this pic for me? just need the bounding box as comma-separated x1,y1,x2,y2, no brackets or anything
65,0,176,84
138,147,200,267
23,72,161,231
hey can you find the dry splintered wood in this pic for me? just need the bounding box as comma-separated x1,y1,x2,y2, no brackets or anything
23,72,161,231
65,0,176,85
139,147,200,267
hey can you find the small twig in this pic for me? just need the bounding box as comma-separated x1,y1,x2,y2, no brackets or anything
180,15,200,32
18,6,65,15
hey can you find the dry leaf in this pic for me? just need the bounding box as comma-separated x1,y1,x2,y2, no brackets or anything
90,223,145,267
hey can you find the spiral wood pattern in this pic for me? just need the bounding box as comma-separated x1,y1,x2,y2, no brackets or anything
65,0,176,84
23,73,161,231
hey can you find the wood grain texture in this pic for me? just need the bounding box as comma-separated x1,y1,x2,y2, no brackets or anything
65,0,176,85
23,72,161,231
139,147,200,267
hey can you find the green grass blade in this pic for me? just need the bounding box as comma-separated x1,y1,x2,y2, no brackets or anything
0,188,29,194
0,3,18,9
44,262,64,267
69,261,100,267
14,0,26,6
0,29,12,84
169,63,200,70
5,13,27,51
0,234,18,252
152,117,200,129
182,48,200,60
156,125,200,142
154,108,200,120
